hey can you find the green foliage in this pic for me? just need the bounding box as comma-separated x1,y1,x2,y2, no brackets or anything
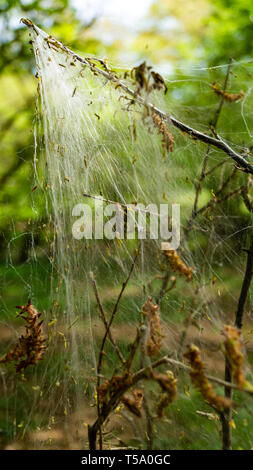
148,0,253,65
203,0,253,63
0,0,71,73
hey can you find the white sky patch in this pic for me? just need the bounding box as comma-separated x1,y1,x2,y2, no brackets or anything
102,0,154,26
71,0,153,28
71,0,176,74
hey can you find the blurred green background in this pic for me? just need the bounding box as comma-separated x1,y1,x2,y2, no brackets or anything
1,0,253,450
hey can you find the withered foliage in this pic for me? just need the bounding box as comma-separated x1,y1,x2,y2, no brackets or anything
151,370,177,418
156,393,174,419
223,325,253,391
211,83,244,102
141,298,162,357
184,344,232,410
151,70,168,94
130,61,167,96
152,112,175,154
163,249,193,282
122,389,144,417
126,62,174,155
0,301,47,372
97,379,110,404
97,372,133,407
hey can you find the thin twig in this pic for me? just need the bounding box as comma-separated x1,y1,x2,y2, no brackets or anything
235,238,253,330
241,183,253,213
186,59,233,232
139,323,154,450
124,326,142,371
213,57,233,129
156,271,171,306
109,248,139,332
90,273,124,364
134,355,253,395
177,304,195,360
204,157,230,178
194,185,244,218
93,249,139,450
97,248,139,377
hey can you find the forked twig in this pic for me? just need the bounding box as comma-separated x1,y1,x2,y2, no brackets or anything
186,59,234,232
94,248,139,450
98,247,140,373
88,350,253,449
90,273,124,364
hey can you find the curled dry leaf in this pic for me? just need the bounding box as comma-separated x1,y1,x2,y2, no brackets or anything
122,389,144,417
163,249,193,282
151,370,177,418
184,344,233,410
152,112,174,154
0,300,47,372
223,325,253,392
212,83,244,102
141,298,162,357
97,372,133,406
130,61,167,96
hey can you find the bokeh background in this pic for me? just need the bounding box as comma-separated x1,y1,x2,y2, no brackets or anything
1,0,253,450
